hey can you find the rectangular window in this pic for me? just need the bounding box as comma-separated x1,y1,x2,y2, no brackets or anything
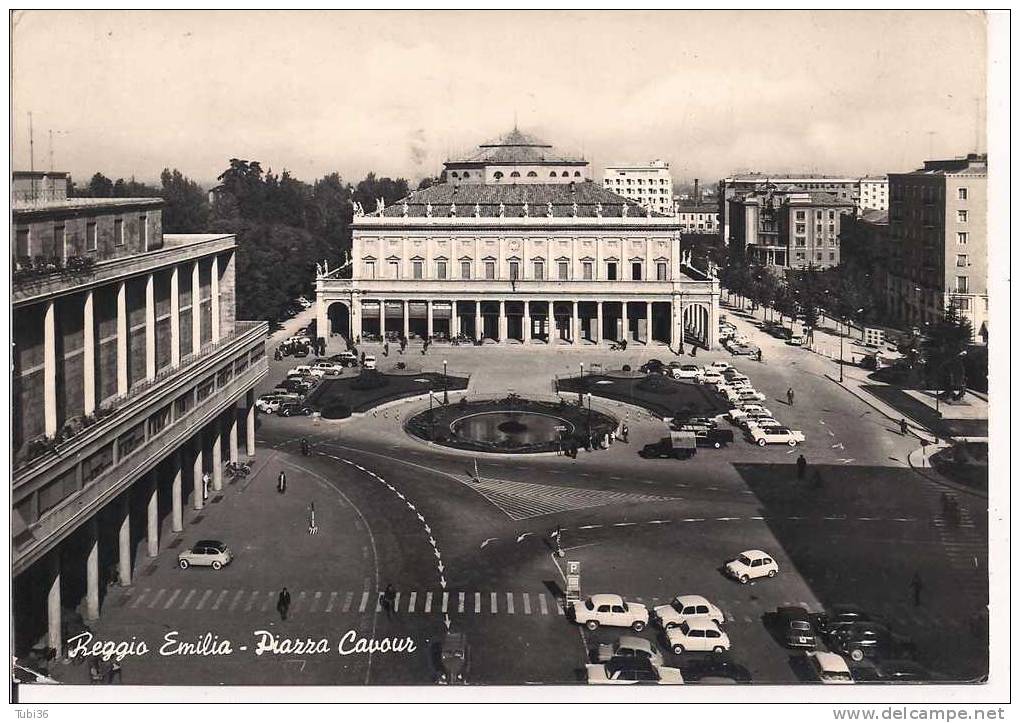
958,187,968,200
796,237,806,247
656,262,667,281
956,254,968,267
956,298,971,311
436,260,447,280
54,224,66,257
388,261,399,278
606,262,618,281
234,355,249,375
795,211,805,220
957,232,969,244
796,224,806,234
816,211,823,219
412,261,423,279
533,261,544,280
485,261,495,280
829,252,836,261
631,262,642,281
956,276,969,293
365,260,376,278
148,405,172,437
197,376,215,402
114,218,124,245
957,210,968,223
216,364,233,387
16,228,30,256
86,222,97,251
828,210,835,220
139,215,148,247
174,391,195,419
509,261,520,280
558,261,569,280
118,423,146,459
583,261,593,280
461,261,471,280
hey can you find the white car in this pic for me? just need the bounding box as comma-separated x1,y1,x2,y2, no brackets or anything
670,364,701,380
571,594,649,632
727,405,772,423
808,651,855,684
786,335,804,347
289,365,312,376
724,387,765,404
586,657,684,685
742,416,782,432
596,635,665,667
363,355,377,370
313,361,343,376
259,398,282,414
698,369,725,385
666,619,731,654
725,549,779,584
653,595,724,628
750,426,805,447
706,361,731,372
306,367,327,378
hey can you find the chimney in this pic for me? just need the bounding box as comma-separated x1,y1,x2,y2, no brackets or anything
694,178,700,204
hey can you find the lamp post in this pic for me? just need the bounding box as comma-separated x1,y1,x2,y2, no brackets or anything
585,392,592,438
579,362,584,404
428,379,435,440
838,308,865,383
442,359,448,406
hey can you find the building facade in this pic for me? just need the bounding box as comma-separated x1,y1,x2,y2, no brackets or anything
11,171,268,657
885,154,988,341
676,203,720,235
728,188,854,271
318,132,719,352
858,176,889,211
602,159,674,215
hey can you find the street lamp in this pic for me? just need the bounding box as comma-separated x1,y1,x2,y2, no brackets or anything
585,392,592,439
838,308,865,383
579,362,585,404
443,359,448,406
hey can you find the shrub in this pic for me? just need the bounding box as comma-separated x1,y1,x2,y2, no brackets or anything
622,364,632,372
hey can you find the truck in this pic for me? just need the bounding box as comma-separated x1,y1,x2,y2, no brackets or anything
639,431,698,460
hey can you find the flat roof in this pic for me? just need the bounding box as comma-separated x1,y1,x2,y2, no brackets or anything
13,196,164,215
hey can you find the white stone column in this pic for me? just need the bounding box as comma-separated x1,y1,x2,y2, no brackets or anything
379,300,386,339
171,451,183,533
43,300,58,436
595,302,603,344
83,290,96,416
117,281,129,395
145,273,156,379
46,553,62,658
522,302,531,343
245,390,256,457
228,410,239,463
402,301,410,340
622,301,630,342
191,260,201,355
170,266,181,366
192,436,205,511
118,493,131,586
212,426,223,492
475,303,483,341
645,301,653,345
210,255,221,343
316,295,328,343
572,301,580,344
451,303,460,339
353,296,363,340
147,473,159,558
548,301,554,343
426,300,433,339
85,518,100,620
498,300,507,342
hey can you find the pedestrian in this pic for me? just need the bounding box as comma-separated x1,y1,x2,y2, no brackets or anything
308,502,318,535
621,423,629,443
202,471,210,500
609,429,616,445
383,342,389,357
360,351,366,366
787,388,795,406
758,349,764,363
691,346,697,358
796,454,807,480
277,470,287,494
300,437,310,456
910,573,923,607
356,335,361,346
383,584,397,618
900,418,909,436
108,659,122,684
277,587,291,620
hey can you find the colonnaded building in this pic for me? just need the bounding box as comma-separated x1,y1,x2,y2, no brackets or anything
11,171,267,659
316,129,720,351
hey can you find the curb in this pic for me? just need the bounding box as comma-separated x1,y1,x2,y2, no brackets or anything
822,373,935,440
906,445,988,500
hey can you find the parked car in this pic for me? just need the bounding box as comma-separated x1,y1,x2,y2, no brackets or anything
666,619,731,654
831,623,916,663
730,343,759,357
669,364,701,380
289,365,313,376
596,636,664,667
312,361,343,376
743,417,783,432
278,402,314,417
652,595,724,628
363,355,377,370
678,657,752,684
330,351,359,367
814,605,880,642
639,359,667,375
707,361,731,372
695,428,734,448
436,632,469,684
724,549,779,584
772,606,819,649
749,426,805,447
178,540,233,570
807,651,855,684
728,387,766,404
292,345,310,358
260,398,283,414
697,369,725,386
571,594,649,632
786,335,804,346
727,404,772,423
586,657,684,685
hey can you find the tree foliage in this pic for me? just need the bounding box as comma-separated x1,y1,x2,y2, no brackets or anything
921,305,973,391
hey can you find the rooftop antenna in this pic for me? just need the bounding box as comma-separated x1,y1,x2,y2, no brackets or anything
28,111,34,172
974,95,982,152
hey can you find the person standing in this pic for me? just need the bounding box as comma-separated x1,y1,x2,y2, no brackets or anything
277,587,291,620
383,341,389,357
383,584,397,619
277,470,287,494
787,388,795,406
796,454,807,480
621,423,629,443
551,525,564,557
202,472,210,501
900,418,909,436
691,345,697,358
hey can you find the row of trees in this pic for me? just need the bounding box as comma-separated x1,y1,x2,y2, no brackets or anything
72,163,411,322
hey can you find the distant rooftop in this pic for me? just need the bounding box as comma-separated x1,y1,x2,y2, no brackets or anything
910,153,987,175
447,128,586,166
13,196,164,214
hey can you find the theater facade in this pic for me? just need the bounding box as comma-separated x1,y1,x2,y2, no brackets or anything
317,130,719,350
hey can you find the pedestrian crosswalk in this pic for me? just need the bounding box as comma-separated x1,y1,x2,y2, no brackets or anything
464,476,680,520
111,586,975,630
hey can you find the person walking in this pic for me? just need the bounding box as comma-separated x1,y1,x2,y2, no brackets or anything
621,423,629,443
787,388,795,406
300,438,310,456
691,345,697,358
277,470,287,494
551,525,564,557
383,342,389,357
900,418,909,436
277,587,291,620
308,502,318,535
910,573,924,607
796,454,807,480
382,584,397,619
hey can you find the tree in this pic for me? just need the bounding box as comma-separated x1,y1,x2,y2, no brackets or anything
86,172,114,197
921,305,974,393
354,173,409,215
160,168,210,233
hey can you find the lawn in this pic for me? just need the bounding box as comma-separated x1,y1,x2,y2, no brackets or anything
306,370,470,418
556,373,730,419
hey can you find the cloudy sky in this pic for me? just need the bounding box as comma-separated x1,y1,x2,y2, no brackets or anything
11,10,988,187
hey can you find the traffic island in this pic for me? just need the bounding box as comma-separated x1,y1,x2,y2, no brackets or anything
405,396,618,454
555,372,729,420
307,369,470,419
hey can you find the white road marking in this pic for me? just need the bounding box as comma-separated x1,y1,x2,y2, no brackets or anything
243,590,259,612
523,593,532,615
424,592,433,613
162,590,181,610
196,589,214,610
359,591,369,613
326,592,338,613
228,590,246,612
506,592,515,614
474,592,481,613
539,594,549,615
490,592,498,614
147,589,166,609
407,591,417,613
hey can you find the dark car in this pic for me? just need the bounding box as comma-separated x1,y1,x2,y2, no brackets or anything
814,605,886,642
832,622,916,663
678,656,752,684
436,632,469,684
851,659,934,683
639,359,666,375
278,402,313,417
292,345,310,358
694,428,734,449
772,606,818,649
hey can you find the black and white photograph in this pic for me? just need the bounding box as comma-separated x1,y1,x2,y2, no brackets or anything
7,8,1009,711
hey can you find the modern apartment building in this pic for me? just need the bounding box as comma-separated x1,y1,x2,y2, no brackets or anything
675,203,720,235
11,171,268,657
858,176,890,211
318,130,720,351
886,154,988,341
728,189,854,271
602,159,675,216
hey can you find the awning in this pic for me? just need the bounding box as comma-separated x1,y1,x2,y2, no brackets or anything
408,302,428,318
385,301,404,317
431,302,452,319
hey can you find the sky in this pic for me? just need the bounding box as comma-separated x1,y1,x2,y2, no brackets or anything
11,10,988,188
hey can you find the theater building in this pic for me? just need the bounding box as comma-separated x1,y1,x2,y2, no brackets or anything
317,129,720,351
11,171,268,658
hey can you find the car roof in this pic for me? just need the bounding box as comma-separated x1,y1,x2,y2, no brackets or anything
778,606,811,618
740,549,769,558
194,539,225,548
809,651,851,674
589,594,624,605
675,594,711,606
606,656,655,672
680,618,720,631
616,636,652,651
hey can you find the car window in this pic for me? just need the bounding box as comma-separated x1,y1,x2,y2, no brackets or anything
679,621,690,634
597,605,611,613
691,629,705,638
682,606,696,615
751,559,762,567
612,605,625,614
763,558,773,565
738,555,752,566
706,630,720,638
585,600,594,611
696,605,709,614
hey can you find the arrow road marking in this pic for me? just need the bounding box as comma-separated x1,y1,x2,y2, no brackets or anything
480,537,497,549
516,532,533,543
